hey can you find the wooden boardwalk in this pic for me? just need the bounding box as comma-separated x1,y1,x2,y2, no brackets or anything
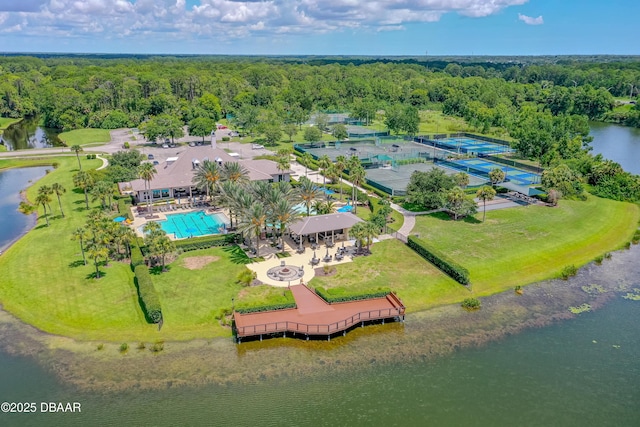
233,285,405,342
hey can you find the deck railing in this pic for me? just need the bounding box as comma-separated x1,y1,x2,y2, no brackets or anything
235,305,405,338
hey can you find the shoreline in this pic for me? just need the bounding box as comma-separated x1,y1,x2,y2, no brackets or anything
0,243,638,392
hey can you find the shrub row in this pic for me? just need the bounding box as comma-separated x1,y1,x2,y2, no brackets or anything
130,243,145,268
407,236,470,285
117,197,133,221
86,154,97,159
173,233,239,252
314,286,391,303
133,264,162,323
234,302,296,314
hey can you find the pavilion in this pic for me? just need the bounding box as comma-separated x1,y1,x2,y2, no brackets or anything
289,212,363,247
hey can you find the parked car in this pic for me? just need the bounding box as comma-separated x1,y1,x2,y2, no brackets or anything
153,161,159,166
252,144,265,150
229,131,239,137
217,124,228,130
147,154,154,160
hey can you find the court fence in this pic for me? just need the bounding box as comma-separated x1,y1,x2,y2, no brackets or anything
478,154,544,174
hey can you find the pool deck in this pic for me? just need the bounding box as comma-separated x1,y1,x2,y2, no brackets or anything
233,284,405,341
129,204,229,240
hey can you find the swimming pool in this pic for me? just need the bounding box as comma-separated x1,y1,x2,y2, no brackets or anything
337,205,353,213
158,211,229,239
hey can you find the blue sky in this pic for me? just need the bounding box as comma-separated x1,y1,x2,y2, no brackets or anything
0,0,638,55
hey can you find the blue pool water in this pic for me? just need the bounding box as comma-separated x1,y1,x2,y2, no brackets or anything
337,205,352,212
158,211,229,239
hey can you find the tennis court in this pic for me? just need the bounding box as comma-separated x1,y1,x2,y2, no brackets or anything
295,139,431,164
366,162,487,196
448,158,541,185
426,136,513,155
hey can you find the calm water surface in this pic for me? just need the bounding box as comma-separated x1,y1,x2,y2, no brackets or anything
0,298,637,427
0,167,49,252
589,122,640,174
0,117,63,151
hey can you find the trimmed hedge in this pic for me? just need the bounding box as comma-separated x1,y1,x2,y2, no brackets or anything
117,197,133,221
133,265,163,323
314,286,391,303
407,235,470,285
234,302,296,314
130,243,145,268
173,233,239,252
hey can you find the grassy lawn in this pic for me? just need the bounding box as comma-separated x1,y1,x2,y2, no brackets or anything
234,285,295,310
149,248,250,339
1,154,636,342
59,128,111,146
311,239,467,312
412,196,639,295
0,117,21,130
354,196,404,232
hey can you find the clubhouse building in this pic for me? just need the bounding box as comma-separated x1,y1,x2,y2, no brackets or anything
120,146,291,204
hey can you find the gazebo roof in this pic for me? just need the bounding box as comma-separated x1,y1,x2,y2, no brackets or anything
289,212,363,235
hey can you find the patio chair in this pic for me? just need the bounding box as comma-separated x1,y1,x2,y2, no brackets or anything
310,257,320,266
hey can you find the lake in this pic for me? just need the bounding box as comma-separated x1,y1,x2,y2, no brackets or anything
589,122,640,174
1,123,639,426
0,117,63,151
0,167,50,253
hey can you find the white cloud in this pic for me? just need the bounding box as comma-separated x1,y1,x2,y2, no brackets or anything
0,1,533,47
518,13,543,25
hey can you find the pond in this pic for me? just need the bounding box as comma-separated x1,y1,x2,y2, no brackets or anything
0,166,50,253
589,122,640,175
0,117,63,151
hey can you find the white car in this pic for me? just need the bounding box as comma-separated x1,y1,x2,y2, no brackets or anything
252,144,265,150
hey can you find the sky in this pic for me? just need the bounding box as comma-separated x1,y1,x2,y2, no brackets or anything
0,0,638,56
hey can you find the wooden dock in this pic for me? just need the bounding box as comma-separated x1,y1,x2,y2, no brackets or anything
233,285,405,342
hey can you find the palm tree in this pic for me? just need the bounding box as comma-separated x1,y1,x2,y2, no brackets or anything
73,170,94,210
86,241,109,279
35,192,51,226
349,222,366,253
454,172,470,189
301,152,313,176
71,145,83,170
221,161,249,184
218,181,241,229
296,177,321,216
334,155,348,200
238,202,267,257
91,181,113,210
476,185,496,222
138,162,157,215
349,165,366,214
71,227,89,265
193,160,221,203
51,183,66,217
362,221,380,252
273,198,301,254
276,154,290,179
488,168,506,186
318,154,331,188
38,185,54,214
313,199,337,215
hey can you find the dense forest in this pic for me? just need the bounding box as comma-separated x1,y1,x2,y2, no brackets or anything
1,55,639,201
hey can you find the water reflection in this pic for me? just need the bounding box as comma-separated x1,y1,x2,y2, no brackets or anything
0,117,63,150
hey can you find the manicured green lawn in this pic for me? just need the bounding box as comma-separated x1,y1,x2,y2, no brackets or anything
355,196,404,232
311,239,468,312
0,157,146,341
59,128,111,146
412,196,639,295
1,155,637,342
150,248,249,339
0,117,21,129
